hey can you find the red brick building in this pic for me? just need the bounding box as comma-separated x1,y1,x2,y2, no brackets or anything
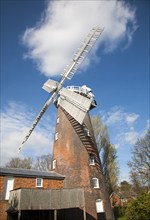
110,192,124,207
0,167,65,220
110,192,137,208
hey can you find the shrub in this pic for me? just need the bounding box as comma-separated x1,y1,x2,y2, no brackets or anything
113,206,126,219
125,193,150,220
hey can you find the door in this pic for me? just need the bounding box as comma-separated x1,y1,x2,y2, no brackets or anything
5,176,14,200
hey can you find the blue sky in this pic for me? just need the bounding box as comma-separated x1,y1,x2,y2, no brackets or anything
1,0,149,182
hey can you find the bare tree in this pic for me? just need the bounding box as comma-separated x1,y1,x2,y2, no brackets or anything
5,154,52,171
128,129,150,193
5,157,33,169
33,154,52,171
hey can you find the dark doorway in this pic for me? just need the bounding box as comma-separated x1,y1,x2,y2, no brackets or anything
8,208,97,220
97,212,106,220
7,210,54,220
58,208,83,220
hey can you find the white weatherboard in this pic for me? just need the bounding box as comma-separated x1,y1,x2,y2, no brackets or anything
58,88,92,124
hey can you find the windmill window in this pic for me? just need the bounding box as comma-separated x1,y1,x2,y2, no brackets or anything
89,154,95,165
83,125,90,136
96,199,104,213
86,129,90,136
92,178,99,189
52,159,56,169
55,132,58,140
36,178,43,187
57,117,60,124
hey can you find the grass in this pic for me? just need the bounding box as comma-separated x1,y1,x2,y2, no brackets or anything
117,217,127,220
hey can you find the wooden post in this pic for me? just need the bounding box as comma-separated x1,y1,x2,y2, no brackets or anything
18,211,21,220
54,209,57,220
83,207,86,220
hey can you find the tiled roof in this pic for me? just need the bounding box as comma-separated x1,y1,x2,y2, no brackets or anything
0,167,65,180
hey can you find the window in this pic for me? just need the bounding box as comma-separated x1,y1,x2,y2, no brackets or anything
36,178,43,187
92,178,99,189
52,159,56,169
55,132,58,140
4,176,14,200
83,125,90,136
57,117,60,124
96,199,104,213
89,154,95,165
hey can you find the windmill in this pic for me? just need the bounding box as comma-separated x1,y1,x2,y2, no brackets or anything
18,27,104,152
18,27,115,220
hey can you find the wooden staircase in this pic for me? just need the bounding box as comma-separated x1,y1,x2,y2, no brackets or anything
62,108,103,175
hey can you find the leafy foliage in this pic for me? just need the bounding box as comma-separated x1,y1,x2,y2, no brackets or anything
113,206,126,219
125,193,150,220
119,181,133,197
91,115,119,193
91,115,108,153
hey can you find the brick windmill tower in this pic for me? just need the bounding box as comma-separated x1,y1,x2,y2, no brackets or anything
19,27,114,220
51,86,114,220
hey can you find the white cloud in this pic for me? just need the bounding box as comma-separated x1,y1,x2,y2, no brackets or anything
0,102,54,166
105,107,125,126
126,113,139,125
100,106,141,147
146,119,150,129
22,0,137,77
119,172,130,183
103,106,139,128
124,130,139,145
114,128,139,146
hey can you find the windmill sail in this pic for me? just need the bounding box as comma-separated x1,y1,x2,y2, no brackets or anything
18,27,104,152
61,27,104,80
42,79,58,93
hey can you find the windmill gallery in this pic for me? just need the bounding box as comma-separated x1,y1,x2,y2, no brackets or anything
0,28,115,220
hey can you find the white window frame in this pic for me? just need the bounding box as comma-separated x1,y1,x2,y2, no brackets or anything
56,117,60,124
55,132,58,140
52,159,56,169
96,199,104,213
83,125,90,137
36,178,43,187
86,129,90,136
92,178,99,189
89,154,95,165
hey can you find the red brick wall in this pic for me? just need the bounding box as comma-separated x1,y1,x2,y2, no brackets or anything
0,201,8,220
43,179,63,188
0,176,5,199
0,176,7,220
110,194,122,207
14,177,64,189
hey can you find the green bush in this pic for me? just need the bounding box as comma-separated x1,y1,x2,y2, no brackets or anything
118,217,127,220
125,193,150,220
113,206,126,219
